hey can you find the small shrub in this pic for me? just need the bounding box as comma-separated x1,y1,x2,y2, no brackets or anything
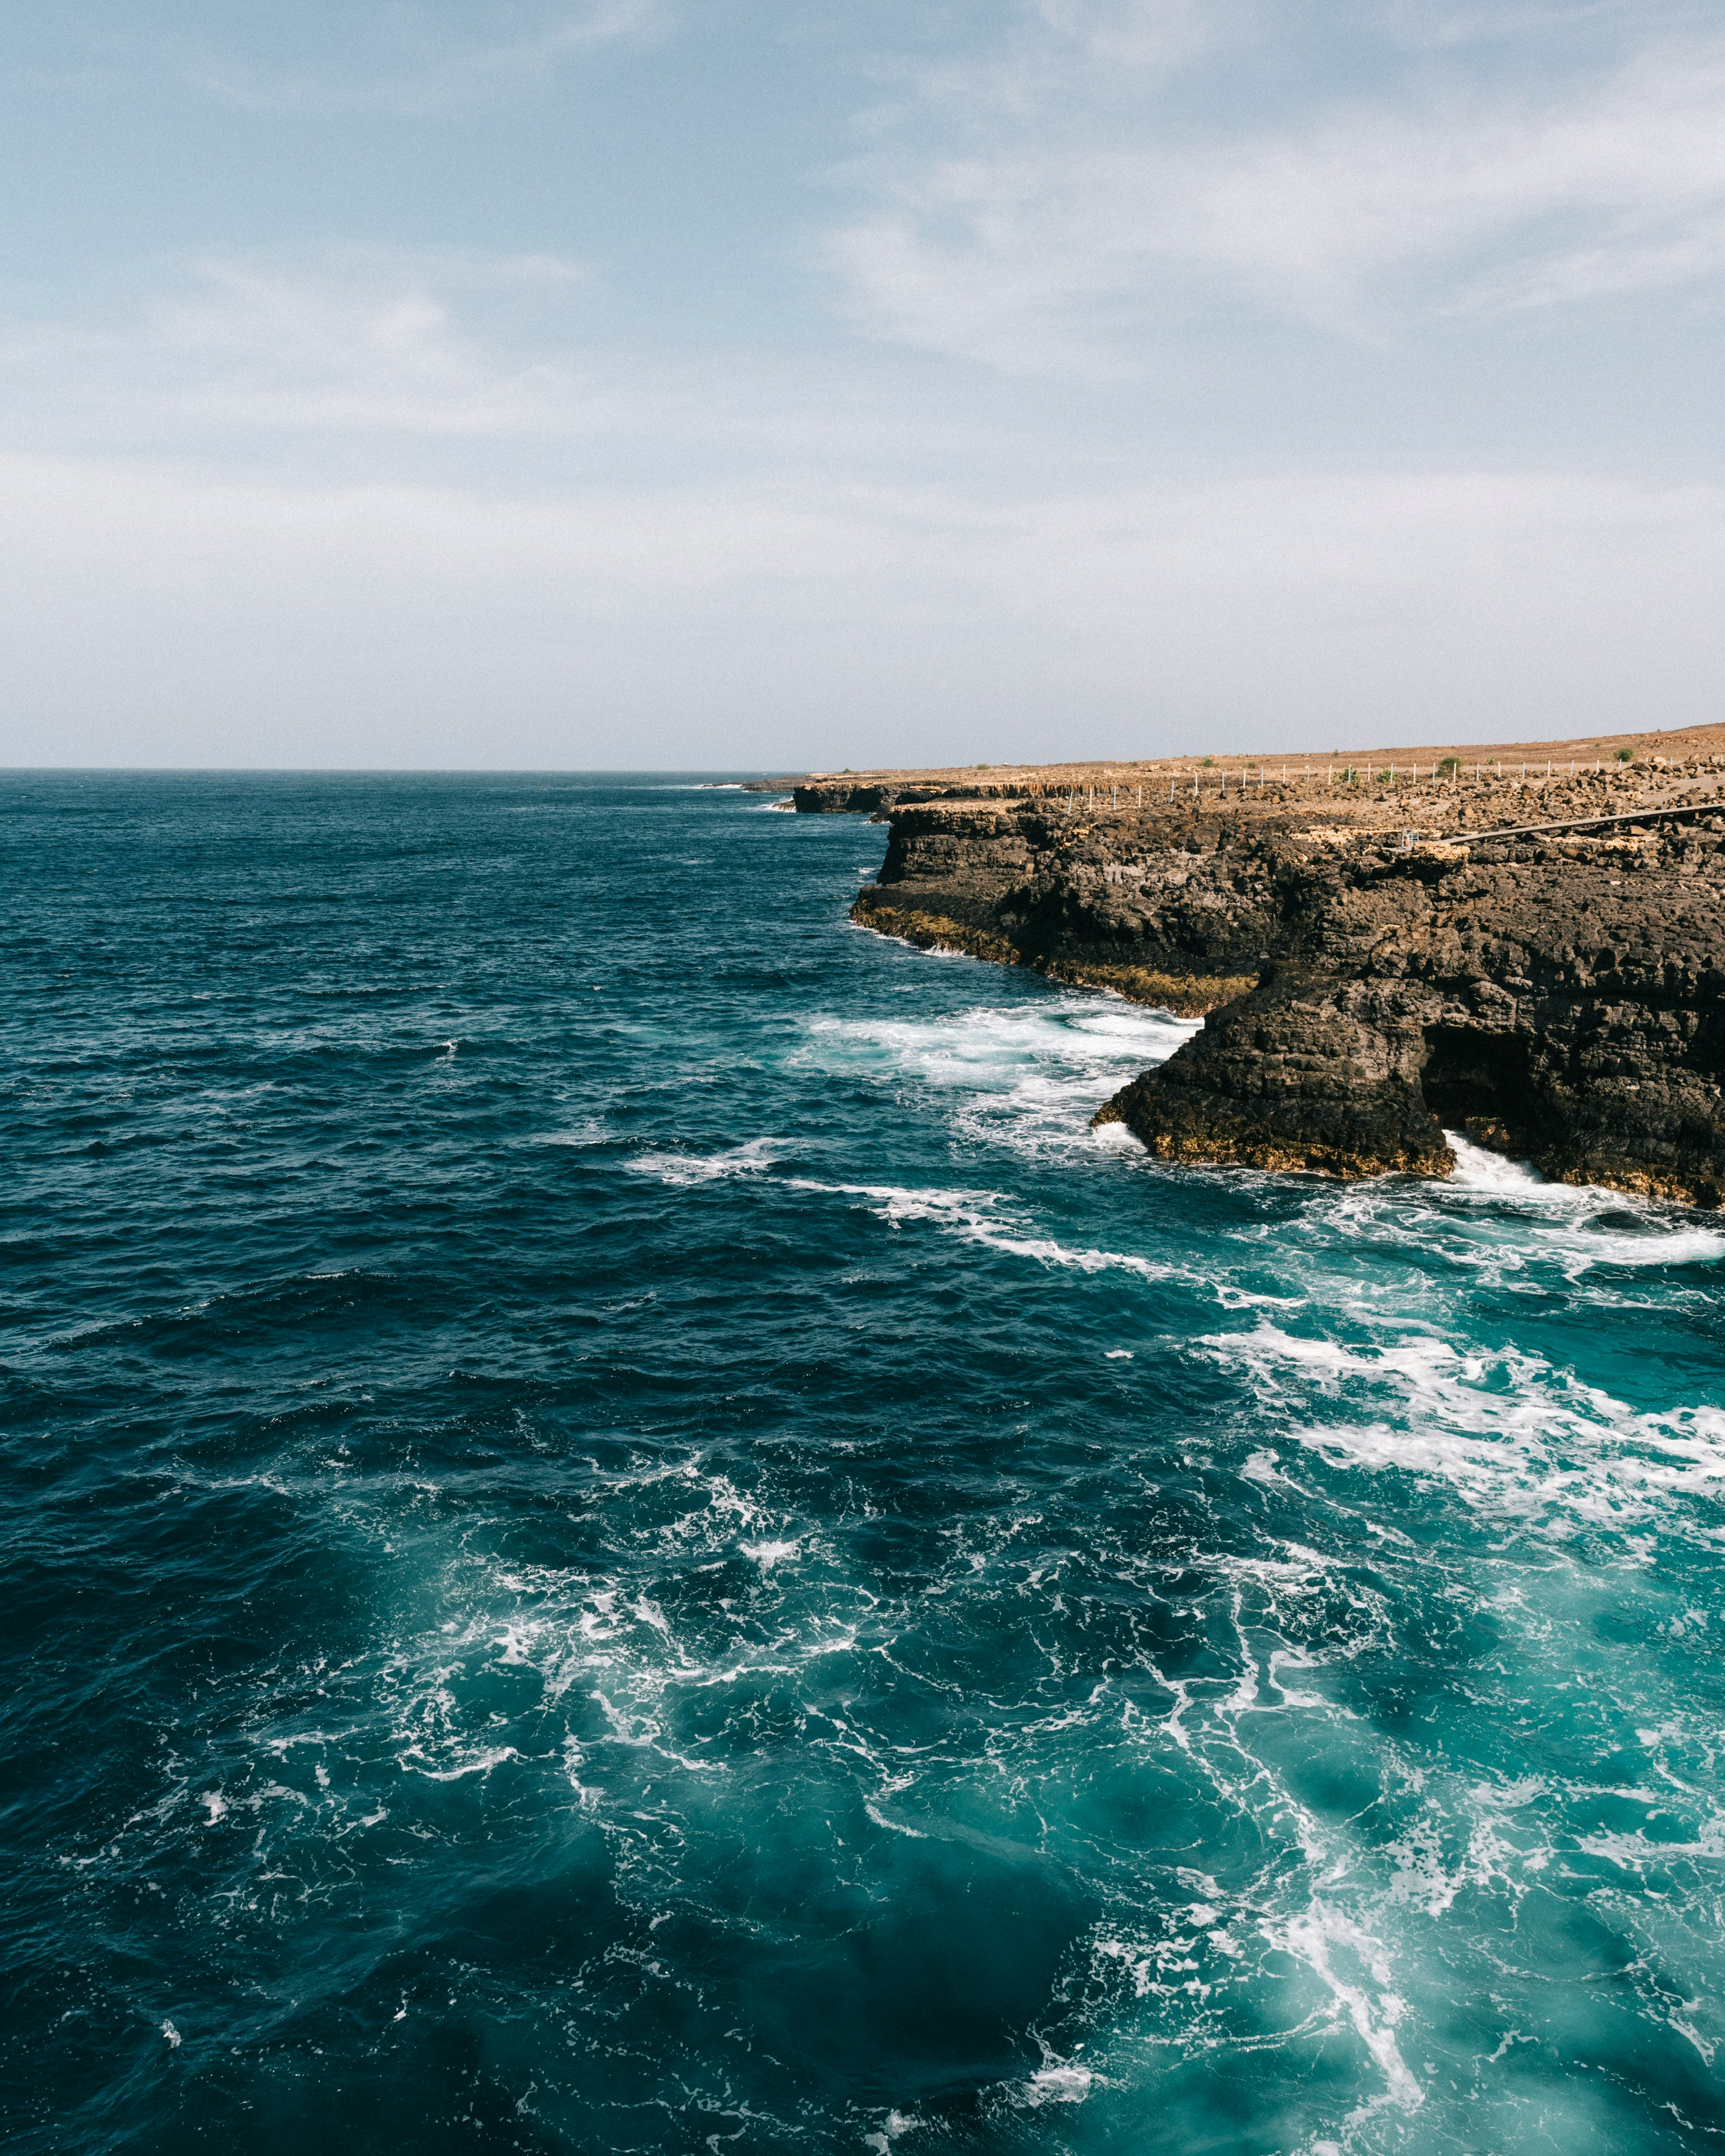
1438,757,1460,775
1615,748,1634,763
1201,756,1216,767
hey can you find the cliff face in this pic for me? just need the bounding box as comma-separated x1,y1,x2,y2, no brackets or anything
844,773,1725,1206
793,776,1068,815
859,802,1271,1008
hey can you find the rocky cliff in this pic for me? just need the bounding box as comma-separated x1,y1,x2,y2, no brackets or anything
835,750,1725,1206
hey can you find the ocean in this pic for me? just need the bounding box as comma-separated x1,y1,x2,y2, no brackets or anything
6,772,1725,2155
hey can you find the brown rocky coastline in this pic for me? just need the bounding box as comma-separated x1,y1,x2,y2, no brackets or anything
787,730,1725,1207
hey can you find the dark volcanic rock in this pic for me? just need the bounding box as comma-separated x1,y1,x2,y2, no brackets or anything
1095,970,1454,1179
843,782,1725,1204
795,781,903,814
854,803,1272,1012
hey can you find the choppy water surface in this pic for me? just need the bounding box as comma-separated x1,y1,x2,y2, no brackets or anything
5,775,1725,2155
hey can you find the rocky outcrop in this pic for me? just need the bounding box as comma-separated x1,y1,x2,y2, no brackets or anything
855,800,1276,1014
837,766,1725,1205
795,780,902,814
793,776,1079,816
1093,970,1455,1180
1108,827,1725,1204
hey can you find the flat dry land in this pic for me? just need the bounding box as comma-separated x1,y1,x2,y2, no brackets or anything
803,719,1725,799
795,720,1725,838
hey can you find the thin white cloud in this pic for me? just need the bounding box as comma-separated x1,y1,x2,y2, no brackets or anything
0,251,1061,471
1043,0,1210,68
0,252,616,441
829,11,1725,369
3,449,1721,764
188,1,665,117
1377,0,1695,53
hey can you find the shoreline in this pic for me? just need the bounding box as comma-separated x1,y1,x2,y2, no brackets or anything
795,723,1725,1208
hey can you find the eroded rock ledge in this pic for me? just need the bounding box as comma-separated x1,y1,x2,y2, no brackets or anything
835,750,1725,1206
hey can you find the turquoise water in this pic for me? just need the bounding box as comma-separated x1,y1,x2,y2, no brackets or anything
6,774,1725,2154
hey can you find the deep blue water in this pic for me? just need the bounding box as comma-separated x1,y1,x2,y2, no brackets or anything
6,774,1725,2155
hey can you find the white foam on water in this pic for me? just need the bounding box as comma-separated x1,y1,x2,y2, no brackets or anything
396,1744,519,1782
1088,1630,1569,2133
625,1137,782,1186
1437,1133,1725,1278
778,1175,1175,1279
1200,1321,1725,1526
1269,1903,1423,2117
1575,1817,1725,1869
1019,2062,1093,2106
1269,1136,1725,1318
1093,1936,1159,1998
864,1802,927,1838
1444,1132,1547,1193
1560,1226,1725,1270
795,996,1198,1159
862,2112,925,2154
356,1461,861,1810
740,1539,799,1570
1089,1119,1144,1153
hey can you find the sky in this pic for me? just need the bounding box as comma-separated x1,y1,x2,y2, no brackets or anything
3,0,1723,769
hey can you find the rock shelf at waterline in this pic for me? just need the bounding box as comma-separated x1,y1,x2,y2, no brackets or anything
791,724,1725,1206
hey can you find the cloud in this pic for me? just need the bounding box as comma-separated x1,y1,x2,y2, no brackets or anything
144,252,596,435
827,8,1725,369
0,249,1101,473
0,252,620,442
1376,1,1693,54
1032,0,1215,68
3,449,1721,764
186,1,665,116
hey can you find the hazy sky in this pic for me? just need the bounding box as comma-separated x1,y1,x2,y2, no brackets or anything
4,1,1723,768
